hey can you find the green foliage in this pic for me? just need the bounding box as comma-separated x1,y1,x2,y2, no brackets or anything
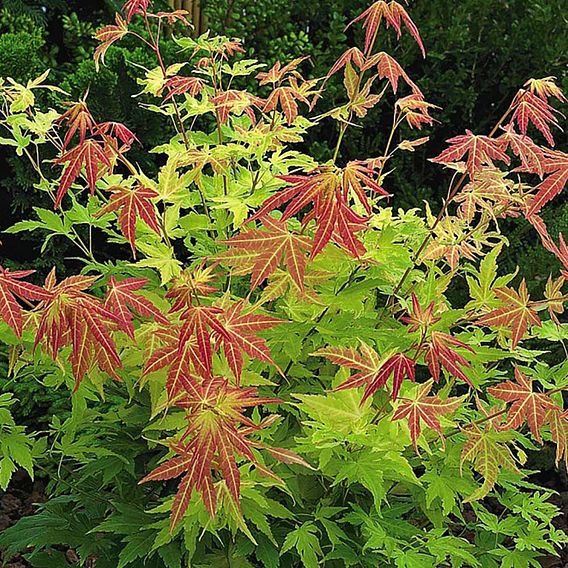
0,1,567,567
0,392,36,489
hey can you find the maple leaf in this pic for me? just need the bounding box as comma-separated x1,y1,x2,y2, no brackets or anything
527,149,568,216
210,90,264,124
263,82,314,125
256,57,309,85
425,331,474,387
142,323,208,396
327,47,365,78
176,305,230,378
315,343,415,401
216,301,284,382
341,159,389,215
97,121,138,148
140,377,282,530
94,13,128,70
400,292,440,333
431,130,510,179
54,139,112,208
386,1,426,58
155,9,191,25
396,94,438,130
488,368,559,443
498,124,546,177
509,90,562,147
476,280,541,349
104,276,168,338
524,76,567,103
454,168,519,222
392,379,462,452
96,184,161,256
0,267,50,337
122,0,150,22
368,52,421,95
34,270,123,389
247,167,371,258
163,76,205,101
165,263,220,312
56,101,95,151
548,408,568,470
348,1,425,57
460,423,520,502
544,275,565,323
219,216,312,291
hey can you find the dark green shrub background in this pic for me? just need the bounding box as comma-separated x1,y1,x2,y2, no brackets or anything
1,0,567,281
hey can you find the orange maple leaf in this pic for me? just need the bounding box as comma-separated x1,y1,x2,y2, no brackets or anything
476,280,541,349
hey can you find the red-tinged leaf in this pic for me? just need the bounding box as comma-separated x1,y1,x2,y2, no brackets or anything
397,94,438,130
510,90,562,147
217,301,283,381
264,87,301,124
476,280,541,349
97,121,138,148
256,57,309,85
155,10,191,25
164,76,205,101
362,352,415,402
0,267,50,337
94,13,128,70
177,305,228,378
425,331,474,386
215,425,241,502
34,270,122,389
141,378,282,529
166,264,220,312
460,423,520,502
82,309,121,368
105,276,168,337
219,217,311,291
54,139,112,208
327,47,365,78
392,379,463,452
386,1,426,57
247,167,369,259
57,101,95,151
498,124,546,177
371,51,421,95
316,343,414,400
548,408,568,470
341,159,389,214
348,1,425,56
96,184,160,256
211,90,264,124
488,367,559,442
524,77,567,103
454,168,518,222
348,1,389,53
265,446,315,469
431,129,510,179
400,292,440,333
527,150,568,216
122,0,150,22
140,453,195,483
69,310,92,389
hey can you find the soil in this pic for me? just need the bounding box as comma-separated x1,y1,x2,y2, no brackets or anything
0,470,48,568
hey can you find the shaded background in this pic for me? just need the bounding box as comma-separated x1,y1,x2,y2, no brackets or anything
1,0,567,284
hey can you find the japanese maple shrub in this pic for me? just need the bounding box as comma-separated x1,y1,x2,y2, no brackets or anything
1,1,568,566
